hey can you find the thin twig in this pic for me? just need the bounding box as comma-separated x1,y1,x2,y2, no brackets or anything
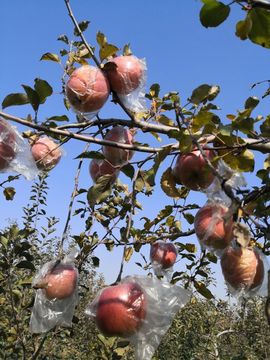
31,331,50,360
58,143,89,257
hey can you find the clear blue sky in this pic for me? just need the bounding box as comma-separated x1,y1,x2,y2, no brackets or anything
1,0,269,299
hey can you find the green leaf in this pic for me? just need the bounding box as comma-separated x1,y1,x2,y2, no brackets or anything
121,163,135,179
40,52,61,63
75,151,105,160
0,236,9,248
192,111,219,132
47,115,69,122
183,213,194,225
3,187,16,201
206,252,217,263
91,256,100,267
161,168,185,199
249,8,270,48
144,146,172,187
149,83,161,98
22,85,40,112
74,21,90,36
190,84,220,105
34,78,53,104
57,34,69,44
96,31,107,47
123,43,132,56
16,261,35,271
235,16,252,40
194,281,214,299
2,93,29,109
157,115,174,127
124,247,133,262
200,0,230,28
224,149,254,172
87,175,113,207
245,96,259,109
264,155,270,170
99,43,119,62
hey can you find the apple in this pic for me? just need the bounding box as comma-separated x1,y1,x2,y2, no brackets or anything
0,119,16,170
102,126,134,166
194,202,233,250
105,55,144,95
172,149,216,191
150,241,177,269
89,158,119,183
221,247,264,291
31,136,62,171
66,65,110,113
94,282,146,337
36,263,78,300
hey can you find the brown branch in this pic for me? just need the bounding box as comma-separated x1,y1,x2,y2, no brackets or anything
64,0,100,68
0,111,162,154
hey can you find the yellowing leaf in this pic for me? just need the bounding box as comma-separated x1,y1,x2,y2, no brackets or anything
124,247,133,262
160,168,188,199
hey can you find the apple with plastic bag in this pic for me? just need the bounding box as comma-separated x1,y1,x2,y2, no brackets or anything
86,275,191,360
30,252,78,333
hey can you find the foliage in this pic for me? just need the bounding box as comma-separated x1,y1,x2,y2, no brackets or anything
1,0,270,359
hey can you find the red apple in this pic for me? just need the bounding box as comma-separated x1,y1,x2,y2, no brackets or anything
150,241,177,269
172,149,216,191
221,247,264,291
66,65,110,113
31,136,62,171
0,119,16,170
89,158,119,183
194,203,233,250
38,263,78,300
94,282,146,337
105,55,144,95
102,126,134,166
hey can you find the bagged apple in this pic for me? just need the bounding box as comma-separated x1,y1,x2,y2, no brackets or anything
66,65,110,121
150,241,178,280
30,253,78,333
85,275,191,360
31,136,62,172
0,118,38,180
221,244,267,298
194,200,234,255
104,55,147,113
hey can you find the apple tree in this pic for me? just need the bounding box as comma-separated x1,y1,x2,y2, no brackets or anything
1,0,270,358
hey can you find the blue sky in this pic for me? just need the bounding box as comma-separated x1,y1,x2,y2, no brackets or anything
1,0,269,299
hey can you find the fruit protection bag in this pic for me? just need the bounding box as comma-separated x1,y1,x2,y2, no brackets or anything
85,275,191,360
108,56,147,113
194,199,234,256
221,244,267,299
0,118,38,180
150,241,178,281
65,65,110,122
30,254,78,333
205,160,247,207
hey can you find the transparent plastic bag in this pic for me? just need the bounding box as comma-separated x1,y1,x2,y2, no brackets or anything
105,55,147,113
65,65,110,121
194,199,234,256
86,275,191,360
30,253,79,333
205,160,247,207
221,244,267,298
118,57,147,113
150,241,178,280
31,135,62,172
0,118,38,180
